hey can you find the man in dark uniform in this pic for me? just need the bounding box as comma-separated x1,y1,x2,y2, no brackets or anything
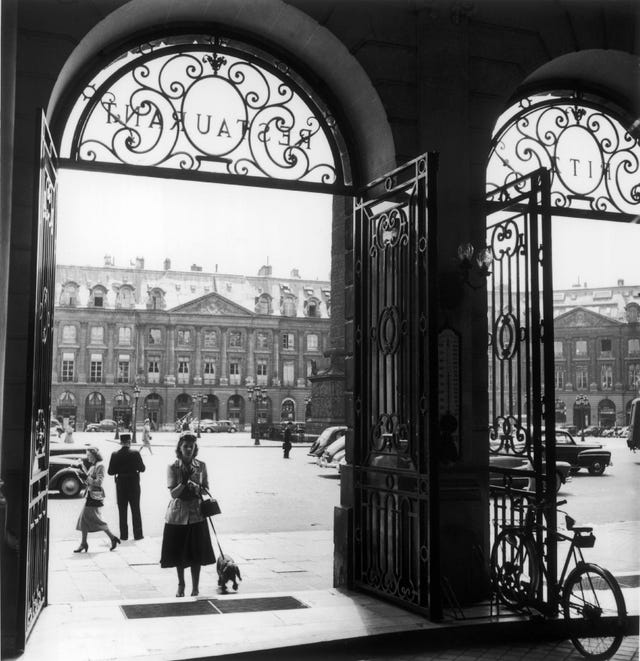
282,422,294,459
107,433,146,540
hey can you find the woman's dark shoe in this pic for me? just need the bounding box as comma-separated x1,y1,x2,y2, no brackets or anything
73,542,88,553
110,537,121,551
191,588,199,597
176,584,185,598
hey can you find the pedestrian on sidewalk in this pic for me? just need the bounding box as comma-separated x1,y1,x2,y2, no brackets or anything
140,418,153,454
63,420,74,444
160,433,215,597
74,447,120,553
283,421,293,459
107,433,146,541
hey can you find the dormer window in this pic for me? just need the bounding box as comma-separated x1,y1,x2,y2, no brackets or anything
116,285,135,309
60,282,79,307
90,286,107,308
146,288,166,310
304,297,320,318
281,295,296,317
255,293,272,315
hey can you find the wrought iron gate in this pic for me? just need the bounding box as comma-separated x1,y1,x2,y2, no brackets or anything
18,110,58,649
352,154,440,617
486,168,558,607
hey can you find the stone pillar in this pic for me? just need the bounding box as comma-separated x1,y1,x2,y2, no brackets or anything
166,327,175,381
194,328,202,385
77,322,88,382
271,329,280,386
219,330,228,385
105,323,115,384
246,329,255,383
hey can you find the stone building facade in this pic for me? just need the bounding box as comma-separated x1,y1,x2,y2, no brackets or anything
52,261,331,430
551,282,640,429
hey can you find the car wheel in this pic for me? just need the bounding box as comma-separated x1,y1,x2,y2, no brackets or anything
555,472,563,493
229,428,237,433
59,474,82,497
588,461,606,476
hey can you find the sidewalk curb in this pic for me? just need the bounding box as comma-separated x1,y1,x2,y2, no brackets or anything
187,614,640,660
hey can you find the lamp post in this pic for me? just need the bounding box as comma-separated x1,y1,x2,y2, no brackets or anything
247,385,267,446
114,389,125,440
132,384,141,444
192,393,204,438
575,394,590,441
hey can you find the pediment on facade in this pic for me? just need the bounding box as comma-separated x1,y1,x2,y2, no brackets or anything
168,292,253,316
554,306,622,328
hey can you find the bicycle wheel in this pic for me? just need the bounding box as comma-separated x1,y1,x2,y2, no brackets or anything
490,529,540,607
562,563,627,660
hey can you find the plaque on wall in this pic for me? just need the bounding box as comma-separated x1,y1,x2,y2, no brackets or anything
438,328,461,464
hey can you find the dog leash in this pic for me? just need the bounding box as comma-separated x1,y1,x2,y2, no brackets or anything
201,486,225,557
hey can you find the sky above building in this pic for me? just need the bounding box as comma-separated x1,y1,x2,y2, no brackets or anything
56,169,639,290
56,169,333,280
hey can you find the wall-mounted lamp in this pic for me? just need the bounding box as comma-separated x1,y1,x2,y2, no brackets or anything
457,242,493,289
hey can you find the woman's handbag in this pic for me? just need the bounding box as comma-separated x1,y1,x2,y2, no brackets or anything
200,496,221,517
199,486,221,517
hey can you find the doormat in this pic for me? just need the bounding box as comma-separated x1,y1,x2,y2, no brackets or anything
212,596,308,614
121,600,217,619
120,596,308,619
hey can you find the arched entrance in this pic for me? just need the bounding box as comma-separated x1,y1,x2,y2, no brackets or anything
486,79,640,608
598,398,617,428
201,394,218,420
227,395,244,427
84,392,105,423
175,393,193,421
55,391,77,422
112,390,132,427
143,393,163,430
281,398,296,421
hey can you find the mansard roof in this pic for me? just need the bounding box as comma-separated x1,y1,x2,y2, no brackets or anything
168,291,253,316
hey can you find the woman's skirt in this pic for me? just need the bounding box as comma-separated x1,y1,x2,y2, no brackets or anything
76,504,109,533
160,520,216,568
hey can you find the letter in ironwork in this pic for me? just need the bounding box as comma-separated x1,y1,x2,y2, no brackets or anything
258,122,270,143
149,110,162,129
171,110,185,132
125,105,142,127
236,118,249,137
570,158,579,177
217,119,231,138
298,129,311,150
197,113,212,134
103,100,118,124
279,130,291,147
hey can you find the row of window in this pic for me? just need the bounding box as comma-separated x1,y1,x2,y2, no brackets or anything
554,338,640,358
59,353,314,387
60,325,320,351
60,283,326,317
554,363,640,390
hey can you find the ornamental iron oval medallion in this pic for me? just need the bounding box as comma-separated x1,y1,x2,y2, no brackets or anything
378,306,401,355
493,312,519,360
489,218,520,260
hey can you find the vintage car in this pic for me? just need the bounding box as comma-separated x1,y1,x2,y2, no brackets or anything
546,429,612,475
489,454,572,493
308,425,348,457
48,454,87,498
86,418,118,432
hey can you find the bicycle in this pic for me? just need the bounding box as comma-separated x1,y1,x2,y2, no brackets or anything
490,498,627,660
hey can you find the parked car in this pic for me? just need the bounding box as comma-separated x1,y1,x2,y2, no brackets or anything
86,418,118,432
268,421,305,441
489,454,572,493
48,454,88,498
216,420,238,433
548,429,612,475
308,425,348,456
318,435,346,467
50,437,90,456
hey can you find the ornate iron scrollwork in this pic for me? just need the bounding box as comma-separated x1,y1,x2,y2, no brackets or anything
487,92,640,215
62,34,350,189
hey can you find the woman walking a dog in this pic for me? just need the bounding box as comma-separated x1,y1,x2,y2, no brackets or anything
160,432,215,597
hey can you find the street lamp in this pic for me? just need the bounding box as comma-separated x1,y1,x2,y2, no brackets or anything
575,394,590,441
247,385,268,446
132,384,141,444
192,393,204,438
114,389,125,440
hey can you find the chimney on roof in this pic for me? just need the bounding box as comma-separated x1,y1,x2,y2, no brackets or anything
104,255,113,267
291,268,300,278
618,279,624,287
134,257,144,269
190,264,203,272
164,258,171,271
258,264,272,276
